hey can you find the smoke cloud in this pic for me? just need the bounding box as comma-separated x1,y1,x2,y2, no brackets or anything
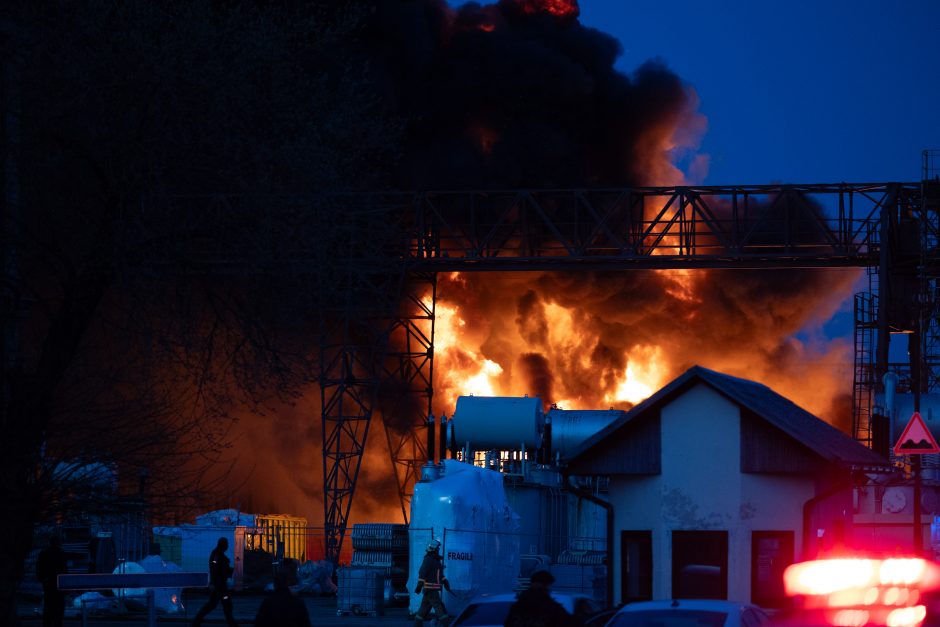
362,0,699,189
222,0,859,525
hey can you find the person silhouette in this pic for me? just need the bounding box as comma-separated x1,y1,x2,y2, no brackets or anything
413,539,452,627
504,570,574,627
254,571,311,627
192,537,238,627
36,534,69,627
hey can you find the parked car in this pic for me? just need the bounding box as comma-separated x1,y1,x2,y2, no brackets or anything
583,607,618,627
606,599,770,627
451,592,602,627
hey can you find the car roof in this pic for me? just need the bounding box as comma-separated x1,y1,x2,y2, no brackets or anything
616,600,761,612
462,592,592,612
464,593,519,604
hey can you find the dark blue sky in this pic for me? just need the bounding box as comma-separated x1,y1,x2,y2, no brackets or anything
578,0,940,185
575,0,940,352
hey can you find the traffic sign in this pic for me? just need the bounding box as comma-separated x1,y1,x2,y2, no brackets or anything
893,411,940,455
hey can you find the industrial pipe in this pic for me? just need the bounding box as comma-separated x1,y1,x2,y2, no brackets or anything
440,415,448,462
801,474,857,560
884,371,899,419
562,478,613,609
449,421,458,460
426,414,436,464
542,415,553,466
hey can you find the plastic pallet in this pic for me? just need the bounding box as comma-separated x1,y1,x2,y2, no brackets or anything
337,607,384,617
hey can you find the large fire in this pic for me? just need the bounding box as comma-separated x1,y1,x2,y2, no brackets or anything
213,0,862,529
435,291,670,412
432,264,858,423
428,110,858,421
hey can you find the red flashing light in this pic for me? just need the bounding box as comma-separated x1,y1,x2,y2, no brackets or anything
886,606,927,627
784,558,940,627
784,558,940,597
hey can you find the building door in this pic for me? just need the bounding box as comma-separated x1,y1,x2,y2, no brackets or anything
620,530,652,602
672,530,728,599
233,526,246,591
751,531,793,608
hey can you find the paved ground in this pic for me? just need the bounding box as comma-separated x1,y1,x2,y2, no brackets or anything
17,592,413,626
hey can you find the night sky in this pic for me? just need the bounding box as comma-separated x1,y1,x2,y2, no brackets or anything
577,0,940,185
574,0,940,350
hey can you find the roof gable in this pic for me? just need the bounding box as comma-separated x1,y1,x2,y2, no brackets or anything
566,365,888,474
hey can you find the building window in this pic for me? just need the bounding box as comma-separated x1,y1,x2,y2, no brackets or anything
672,530,728,599
751,531,794,608
620,530,652,602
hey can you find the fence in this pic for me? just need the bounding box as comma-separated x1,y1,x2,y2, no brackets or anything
410,526,607,605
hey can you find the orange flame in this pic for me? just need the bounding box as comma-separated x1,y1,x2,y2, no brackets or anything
435,297,506,408
432,261,859,429
513,0,580,18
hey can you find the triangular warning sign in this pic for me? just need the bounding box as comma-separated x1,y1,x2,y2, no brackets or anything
893,411,940,455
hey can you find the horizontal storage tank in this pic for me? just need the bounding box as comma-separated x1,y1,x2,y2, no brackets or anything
453,396,543,450
546,409,627,460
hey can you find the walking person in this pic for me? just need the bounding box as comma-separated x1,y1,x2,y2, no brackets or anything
192,537,239,627
36,534,69,627
504,570,574,627
413,539,452,627
254,571,311,627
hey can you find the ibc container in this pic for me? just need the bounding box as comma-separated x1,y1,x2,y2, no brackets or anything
337,567,385,616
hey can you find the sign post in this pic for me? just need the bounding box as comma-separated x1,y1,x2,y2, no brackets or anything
893,411,940,554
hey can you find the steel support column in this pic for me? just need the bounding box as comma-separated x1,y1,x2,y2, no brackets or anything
318,205,409,563
379,272,436,524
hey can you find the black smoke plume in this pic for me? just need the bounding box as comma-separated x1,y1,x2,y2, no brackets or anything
360,0,693,189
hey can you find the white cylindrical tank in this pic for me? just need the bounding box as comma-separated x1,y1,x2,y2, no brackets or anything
408,460,520,618
453,396,543,450
547,409,626,460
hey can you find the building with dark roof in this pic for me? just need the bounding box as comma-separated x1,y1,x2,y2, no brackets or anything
566,365,891,607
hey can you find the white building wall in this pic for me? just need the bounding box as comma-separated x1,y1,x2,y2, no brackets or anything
740,474,813,558
610,383,813,604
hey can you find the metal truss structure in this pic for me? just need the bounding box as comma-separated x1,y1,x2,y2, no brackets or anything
147,181,936,563
315,204,435,562
319,182,932,561
849,157,940,454
400,184,913,271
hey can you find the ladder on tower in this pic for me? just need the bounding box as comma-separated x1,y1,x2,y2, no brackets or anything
922,149,940,392
853,289,877,447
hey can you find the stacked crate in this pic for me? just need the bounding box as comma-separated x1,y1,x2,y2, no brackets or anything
348,523,409,607
61,526,92,573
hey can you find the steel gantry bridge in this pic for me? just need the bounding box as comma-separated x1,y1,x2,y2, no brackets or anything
319,178,940,562
138,177,940,562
